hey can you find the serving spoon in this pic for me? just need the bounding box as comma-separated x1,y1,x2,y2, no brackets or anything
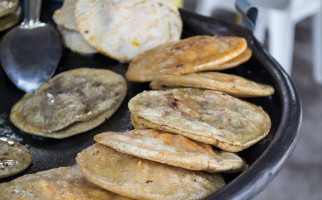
0,0,62,92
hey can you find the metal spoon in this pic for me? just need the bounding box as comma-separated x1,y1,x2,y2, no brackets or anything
0,0,62,92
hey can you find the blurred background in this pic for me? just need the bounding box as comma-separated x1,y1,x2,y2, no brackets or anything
182,0,322,199
0,0,320,199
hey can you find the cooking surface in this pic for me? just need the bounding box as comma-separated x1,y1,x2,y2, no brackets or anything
0,2,301,200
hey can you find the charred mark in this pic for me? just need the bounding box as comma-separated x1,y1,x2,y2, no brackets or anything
146,180,153,183
171,98,178,108
176,64,183,68
76,88,87,99
92,150,100,156
9,143,18,147
161,84,169,89
92,82,102,87
0,162,12,169
167,97,178,109
173,46,181,51
84,104,91,113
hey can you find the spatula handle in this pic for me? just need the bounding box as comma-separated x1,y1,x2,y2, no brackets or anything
235,0,258,32
23,0,42,27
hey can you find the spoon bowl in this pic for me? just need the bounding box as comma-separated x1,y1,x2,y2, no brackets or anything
0,0,61,92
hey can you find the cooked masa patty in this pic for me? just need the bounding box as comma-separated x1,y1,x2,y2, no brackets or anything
0,167,132,200
150,72,274,97
54,0,97,54
75,0,182,62
129,88,271,152
95,129,247,172
0,137,32,179
76,143,225,200
207,48,252,71
10,68,127,138
126,35,247,82
57,26,97,54
0,6,21,32
0,0,18,18
53,0,78,31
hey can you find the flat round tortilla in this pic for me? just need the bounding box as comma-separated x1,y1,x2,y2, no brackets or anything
95,129,247,172
0,167,132,200
150,72,275,97
31,101,124,139
209,48,252,71
10,68,127,138
76,143,225,200
75,0,182,62
0,137,32,179
126,35,247,82
0,6,21,32
53,0,78,31
129,88,271,152
0,0,18,18
57,26,97,54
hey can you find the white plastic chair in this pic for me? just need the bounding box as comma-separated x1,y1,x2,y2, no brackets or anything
195,0,322,83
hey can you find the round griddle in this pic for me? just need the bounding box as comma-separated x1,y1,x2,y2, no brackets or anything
0,1,301,200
